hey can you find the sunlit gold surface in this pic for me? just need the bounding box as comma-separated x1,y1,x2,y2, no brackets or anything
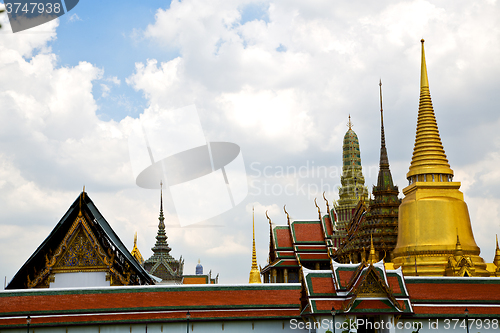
131,232,145,265
392,40,488,276
249,207,262,283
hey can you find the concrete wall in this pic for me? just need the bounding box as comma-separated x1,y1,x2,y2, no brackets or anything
3,317,498,333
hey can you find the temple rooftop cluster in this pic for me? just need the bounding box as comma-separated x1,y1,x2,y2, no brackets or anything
1,40,500,332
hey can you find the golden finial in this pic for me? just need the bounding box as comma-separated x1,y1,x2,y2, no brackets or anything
78,188,83,217
131,231,144,265
494,234,500,267
284,205,290,225
407,39,453,179
198,258,201,264
368,233,376,264
314,198,321,220
420,39,429,88
347,114,353,130
249,206,261,283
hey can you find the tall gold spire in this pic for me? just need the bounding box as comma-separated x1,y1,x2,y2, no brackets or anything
249,207,262,283
392,40,488,276
407,39,454,179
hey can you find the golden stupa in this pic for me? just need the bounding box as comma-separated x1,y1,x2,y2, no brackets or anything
249,207,262,283
392,40,489,276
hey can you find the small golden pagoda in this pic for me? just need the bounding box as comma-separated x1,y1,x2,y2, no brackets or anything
249,207,262,284
392,40,489,276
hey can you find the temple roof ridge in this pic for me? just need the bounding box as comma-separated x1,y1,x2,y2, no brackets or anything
407,39,454,179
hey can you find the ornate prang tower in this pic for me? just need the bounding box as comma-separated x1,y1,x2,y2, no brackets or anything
144,183,184,283
333,116,369,247
249,207,262,283
392,40,488,276
336,82,400,262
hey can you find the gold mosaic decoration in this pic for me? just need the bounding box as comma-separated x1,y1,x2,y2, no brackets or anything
27,215,131,288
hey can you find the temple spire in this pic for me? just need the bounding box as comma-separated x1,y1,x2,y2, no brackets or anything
379,80,389,169
249,207,262,283
407,39,454,180
494,234,500,267
368,234,377,264
151,181,171,255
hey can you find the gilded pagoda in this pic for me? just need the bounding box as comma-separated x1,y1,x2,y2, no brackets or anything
392,40,489,276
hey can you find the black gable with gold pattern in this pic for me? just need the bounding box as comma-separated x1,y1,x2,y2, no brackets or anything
6,191,153,289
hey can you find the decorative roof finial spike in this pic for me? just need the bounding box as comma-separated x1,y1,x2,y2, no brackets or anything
160,181,163,214
347,114,353,130
322,191,331,218
314,198,321,220
421,39,429,88
249,206,261,283
284,205,290,225
378,79,389,170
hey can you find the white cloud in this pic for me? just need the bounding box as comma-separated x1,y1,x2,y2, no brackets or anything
67,13,82,23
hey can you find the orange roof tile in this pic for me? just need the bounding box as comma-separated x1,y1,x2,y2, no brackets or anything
275,228,293,248
293,222,324,243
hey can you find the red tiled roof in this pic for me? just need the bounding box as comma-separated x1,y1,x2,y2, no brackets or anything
386,275,403,295
310,277,336,295
405,279,500,302
336,269,357,288
295,245,327,251
275,228,293,248
293,222,324,243
311,300,345,312
413,305,500,316
323,216,334,236
298,253,330,261
0,285,302,328
349,299,400,313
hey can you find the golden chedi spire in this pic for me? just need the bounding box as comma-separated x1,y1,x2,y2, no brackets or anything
249,207,262,283
367,234,377,264
494,235,500,268
407,39,454,180
131,232,145,265
392,40,489,276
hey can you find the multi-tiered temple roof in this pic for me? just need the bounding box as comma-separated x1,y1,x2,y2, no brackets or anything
336,81,400,263
143,184,184,283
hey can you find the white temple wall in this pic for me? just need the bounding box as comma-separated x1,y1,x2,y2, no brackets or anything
50,272,109,288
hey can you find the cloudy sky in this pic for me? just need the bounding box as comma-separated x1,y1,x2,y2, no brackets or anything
1,0,500,285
